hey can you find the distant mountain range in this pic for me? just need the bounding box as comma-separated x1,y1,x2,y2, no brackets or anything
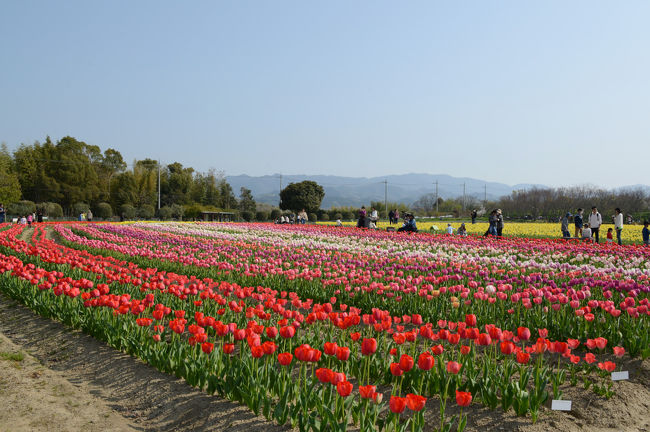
226,173,650,209
225,173,541,209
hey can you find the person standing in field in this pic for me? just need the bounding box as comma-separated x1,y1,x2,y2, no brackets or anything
574,208,584,238
0,203,4,223
642,221,649,246
298,209,308,224
614,207,623,245
458,223,467,236
496,209,504,238
588,206,602,243
357,206,367,228
485,210,497,236
388,209,395,225
87,209,93,222
561,212,571,238
471,210,477,224
446,223,454,234
394,209,400,224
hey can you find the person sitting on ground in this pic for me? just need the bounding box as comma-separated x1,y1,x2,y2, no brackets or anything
20,215,27,225
642,221,649,246
398,213,417,232
582,224,592,242
606,228,614,244
336,219,343,227
458,223,467,236
446,223,454,235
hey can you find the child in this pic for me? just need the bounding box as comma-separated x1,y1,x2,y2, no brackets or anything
582,224,592,242
606,228,613,243
643,221,650,246
27,213,33,228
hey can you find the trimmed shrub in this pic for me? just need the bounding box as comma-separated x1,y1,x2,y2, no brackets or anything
73,202,90,216
159,206,173,220
241,211,253,222
255,211,269,221
8,200,36,217
319,213,329,222
270,209,282,220
95,202,113,220
120,204,136,220
308,213,318,222
137,204,155,220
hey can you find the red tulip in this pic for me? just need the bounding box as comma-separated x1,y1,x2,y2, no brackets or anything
266,326,278,338
613,346,625,357
455,390,472,407
517,327,531,341
201,342,214,354
448,334,460,345
584,353,596,364
222,343,235,354
279,326,295,339
359,385,376,399
477,333,492,346
406,393,427,411
324,342,338,356
251,345,265,358
336,381,353,397
500,341,515,355
417,352,435,371
460,345,471,355
277,352,293,366
516,351,530,364
598,361,616,372
465,314,477,327
361,338,377,356
390,362,404,376
399,354,414,372
446,361,462,374
431,344,444,355
389,396,407,413
336,346,350,361
316,368,334,383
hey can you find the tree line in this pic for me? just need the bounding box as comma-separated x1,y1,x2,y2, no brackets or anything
411,186,650,221
1,136,257,220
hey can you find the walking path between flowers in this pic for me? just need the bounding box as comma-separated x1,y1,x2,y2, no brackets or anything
0,225,649,432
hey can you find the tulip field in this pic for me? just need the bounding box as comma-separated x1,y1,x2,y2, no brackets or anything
0,221,648,431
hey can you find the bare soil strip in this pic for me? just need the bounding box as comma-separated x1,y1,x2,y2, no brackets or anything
0,293,289,432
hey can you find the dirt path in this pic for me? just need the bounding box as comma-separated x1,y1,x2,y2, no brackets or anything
0,293,290,432
0,330,136,432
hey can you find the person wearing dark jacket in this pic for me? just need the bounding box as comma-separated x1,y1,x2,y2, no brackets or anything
574,208,583,238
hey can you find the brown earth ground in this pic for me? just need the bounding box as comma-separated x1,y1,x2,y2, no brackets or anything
0,226,648,431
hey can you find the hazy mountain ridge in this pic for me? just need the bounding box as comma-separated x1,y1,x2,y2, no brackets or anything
226,173,647,209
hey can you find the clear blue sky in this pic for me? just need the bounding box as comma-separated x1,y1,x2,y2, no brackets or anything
2,1,649,188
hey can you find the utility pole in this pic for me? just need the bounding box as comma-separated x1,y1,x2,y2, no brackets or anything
384,180,388,221
484,184,487,205
278,174,282,207
157,159,161,210
435,180,439,214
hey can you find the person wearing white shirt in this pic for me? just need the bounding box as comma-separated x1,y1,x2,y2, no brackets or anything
582,224,592,242
446,223,454,235
588,206,602,243
614,208,624,245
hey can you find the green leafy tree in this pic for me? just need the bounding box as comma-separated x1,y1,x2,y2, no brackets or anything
279,181,325,213
239,187,256,213
0,143,21,204
110,172,138,209
218,180,237,209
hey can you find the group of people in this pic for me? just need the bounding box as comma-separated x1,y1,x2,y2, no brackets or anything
357,206,379,229
78,209,93,222
565,206,629,245
15,210,44,227
388,209,401,224
275,209,309,225
484,209,504,237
